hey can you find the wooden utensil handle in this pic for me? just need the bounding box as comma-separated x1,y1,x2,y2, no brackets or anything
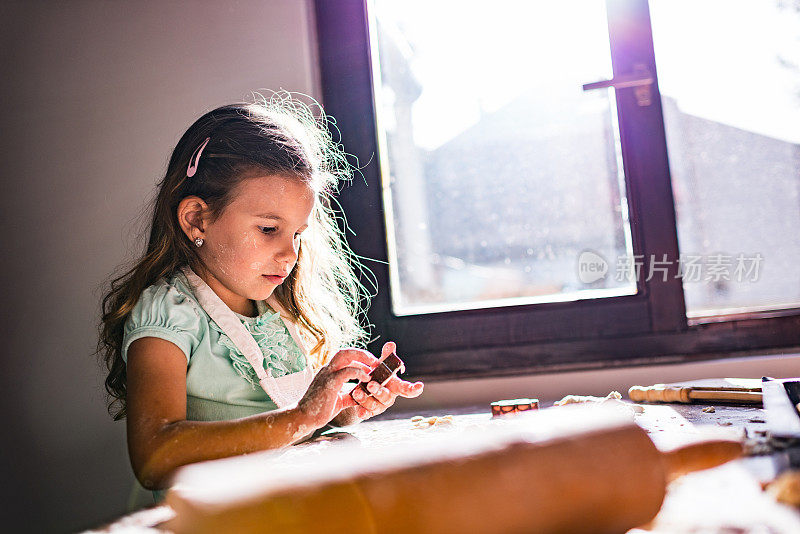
689,390,763,404
628,385,691,403
661,439,744,481
628,386,763,405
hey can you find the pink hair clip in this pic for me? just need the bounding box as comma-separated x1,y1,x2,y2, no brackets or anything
187,137,210,178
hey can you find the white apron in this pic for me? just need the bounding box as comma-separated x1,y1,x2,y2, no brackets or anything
181,266,314,409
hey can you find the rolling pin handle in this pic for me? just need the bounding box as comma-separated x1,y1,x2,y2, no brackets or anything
661,439,744,481
628,385,691,403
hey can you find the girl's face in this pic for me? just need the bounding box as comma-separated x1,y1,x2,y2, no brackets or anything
197,173,315,315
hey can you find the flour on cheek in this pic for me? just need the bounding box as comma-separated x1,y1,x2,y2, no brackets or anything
211,242,234,278
240,232,263,276
240,231,259,252
203,236,251,297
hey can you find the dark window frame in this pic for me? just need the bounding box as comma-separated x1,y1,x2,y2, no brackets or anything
314,0,800,381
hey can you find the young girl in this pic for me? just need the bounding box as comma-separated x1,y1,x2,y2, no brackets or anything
97,93,424,500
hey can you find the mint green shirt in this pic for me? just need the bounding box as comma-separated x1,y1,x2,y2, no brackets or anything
122,269,309,422
122,269,311,505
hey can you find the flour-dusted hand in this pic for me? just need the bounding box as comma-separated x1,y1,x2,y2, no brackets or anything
349,342,424,421
297,348,376,427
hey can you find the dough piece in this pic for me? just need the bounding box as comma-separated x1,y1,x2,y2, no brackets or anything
554,391,644,417
766,470,800,507
702,406,715,413
412,415,454,429
554,391,623,406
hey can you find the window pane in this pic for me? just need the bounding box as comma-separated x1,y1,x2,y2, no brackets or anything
651,0,800,318
370,0,636,315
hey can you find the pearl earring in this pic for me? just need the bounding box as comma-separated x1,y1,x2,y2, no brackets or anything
194,237,204,248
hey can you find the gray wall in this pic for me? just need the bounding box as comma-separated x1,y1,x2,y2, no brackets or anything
2,2,799,533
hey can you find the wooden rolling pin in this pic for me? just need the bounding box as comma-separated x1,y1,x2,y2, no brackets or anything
165,406,743,534
629,383,762,404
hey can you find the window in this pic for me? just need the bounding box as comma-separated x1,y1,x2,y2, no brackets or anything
372,0,637,316
650,0,800,318
314,0,800,379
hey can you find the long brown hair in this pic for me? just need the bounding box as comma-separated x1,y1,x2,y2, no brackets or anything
96,93,373,420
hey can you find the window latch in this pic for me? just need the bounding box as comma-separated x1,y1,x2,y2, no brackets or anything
582,63,654,107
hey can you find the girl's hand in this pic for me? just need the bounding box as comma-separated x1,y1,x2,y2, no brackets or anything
349,342,424,422
297,348,375,428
